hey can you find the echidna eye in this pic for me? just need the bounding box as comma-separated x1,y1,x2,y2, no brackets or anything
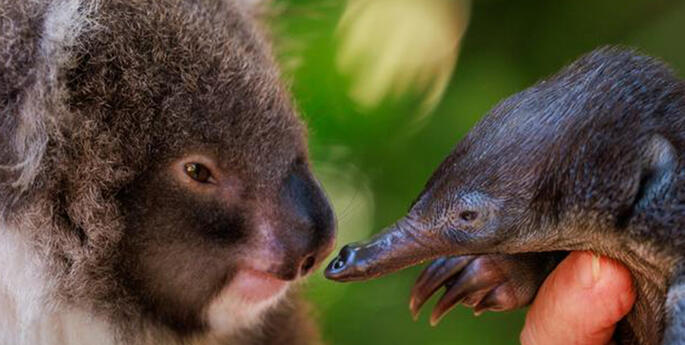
184,163,212,183
459,211,479,222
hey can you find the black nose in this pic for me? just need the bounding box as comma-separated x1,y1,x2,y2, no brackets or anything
282,168,336,278
324,245,356,279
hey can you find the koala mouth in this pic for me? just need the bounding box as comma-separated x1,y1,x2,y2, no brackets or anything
206,268,291,337
231,268,290,302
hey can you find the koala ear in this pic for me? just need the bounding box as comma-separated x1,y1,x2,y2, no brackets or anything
619,134,677,227
236,0,261,7
231,0,270,19
233,0,267,12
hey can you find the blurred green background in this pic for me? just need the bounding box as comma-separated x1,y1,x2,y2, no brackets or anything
271,1,685,344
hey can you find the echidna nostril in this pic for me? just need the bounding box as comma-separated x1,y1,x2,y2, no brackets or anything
324,245,359,279
330,245,353,271
332,257,345,270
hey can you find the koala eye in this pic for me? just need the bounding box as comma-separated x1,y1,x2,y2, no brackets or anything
459,210,479,222
184,163,212,183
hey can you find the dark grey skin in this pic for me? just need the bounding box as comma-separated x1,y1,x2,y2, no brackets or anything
325,48,685,345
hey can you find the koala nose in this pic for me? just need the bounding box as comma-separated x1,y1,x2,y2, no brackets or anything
281,168,337,277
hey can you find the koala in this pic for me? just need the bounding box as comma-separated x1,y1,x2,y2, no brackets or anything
326,47,685,345
0,0,335,344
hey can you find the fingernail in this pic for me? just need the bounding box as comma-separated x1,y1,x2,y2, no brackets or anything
579,252,601,288
592,254,601,282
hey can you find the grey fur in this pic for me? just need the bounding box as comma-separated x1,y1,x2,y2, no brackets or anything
1,0,333,344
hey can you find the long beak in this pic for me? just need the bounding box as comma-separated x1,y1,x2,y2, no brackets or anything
324,218,449,282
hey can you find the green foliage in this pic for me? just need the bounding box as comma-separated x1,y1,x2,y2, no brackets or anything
273,1,685,343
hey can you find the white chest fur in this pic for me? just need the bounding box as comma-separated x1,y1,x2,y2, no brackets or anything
0,224,117,345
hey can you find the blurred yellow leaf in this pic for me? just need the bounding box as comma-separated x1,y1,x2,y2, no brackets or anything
337,0,470,116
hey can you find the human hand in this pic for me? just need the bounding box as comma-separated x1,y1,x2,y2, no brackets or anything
520,251,636,345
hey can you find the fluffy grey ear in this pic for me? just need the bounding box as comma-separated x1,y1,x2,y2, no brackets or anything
233,0,267,11
231,0,270,18
237,0,263,6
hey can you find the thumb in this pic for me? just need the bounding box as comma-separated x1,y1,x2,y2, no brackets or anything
520,251,636,345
